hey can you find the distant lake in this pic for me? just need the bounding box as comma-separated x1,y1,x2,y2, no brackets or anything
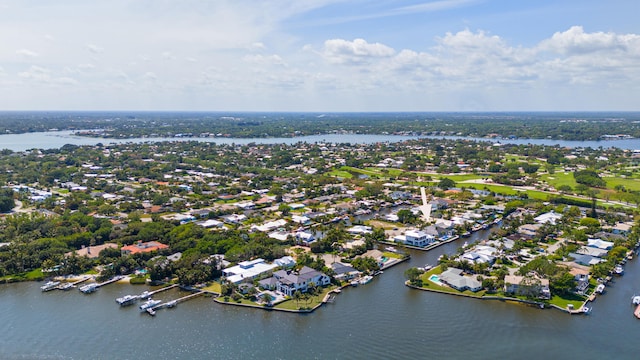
1,130,640,151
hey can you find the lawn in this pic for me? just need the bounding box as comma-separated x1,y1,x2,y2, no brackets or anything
548,294,586,310
382,251,404,259
604,176,640,192
274,286,335,311
327,169,353,179
540,172,578,189
202,282,222,294
366,219,398,229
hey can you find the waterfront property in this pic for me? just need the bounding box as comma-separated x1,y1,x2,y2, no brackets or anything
272,266,331,296
222,258,279,284
121,241,169,255
393,229,436,247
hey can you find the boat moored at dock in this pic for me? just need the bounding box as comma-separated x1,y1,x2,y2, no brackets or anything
58,282,75,291
40,281,60,292
116,294,139,306
139,299,162,311
79,283,98,294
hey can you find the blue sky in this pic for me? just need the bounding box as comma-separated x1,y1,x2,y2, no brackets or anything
1,0,639,111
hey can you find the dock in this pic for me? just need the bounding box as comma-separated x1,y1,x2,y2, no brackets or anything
95,275,125,289
140,284,179,298
149,291,204,312
69,275,93,286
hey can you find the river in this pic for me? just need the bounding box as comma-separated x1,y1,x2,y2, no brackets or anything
1,229,637,360
2,130,640,152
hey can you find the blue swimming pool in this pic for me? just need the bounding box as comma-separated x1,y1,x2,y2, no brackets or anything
429,274,443,286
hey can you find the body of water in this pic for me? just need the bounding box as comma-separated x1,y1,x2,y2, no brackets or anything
2,131,640,152
1,230,638,360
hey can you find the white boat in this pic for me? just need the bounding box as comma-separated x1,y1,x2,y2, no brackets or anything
581,307,591,314
632,295,640,305
116,294,139,306
139,299,161,311
614,265,624,275
79,283,98,294
595,284,605,294
359,275,373,285
58,282,75,291
350,280,359,287
146,308,156,316
139,291,152,299
166,300,177,308
40,281,60,292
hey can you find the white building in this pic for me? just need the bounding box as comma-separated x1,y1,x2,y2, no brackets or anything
222,259,279,284
394,229,435,247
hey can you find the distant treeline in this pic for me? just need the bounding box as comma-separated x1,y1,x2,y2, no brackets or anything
1,111,640,141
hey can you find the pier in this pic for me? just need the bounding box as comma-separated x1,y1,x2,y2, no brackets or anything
95,275,125,289
69,275,93,286
148,291,205,314
139,284,179,298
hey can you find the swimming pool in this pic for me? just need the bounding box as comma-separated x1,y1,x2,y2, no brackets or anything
429,274,443,286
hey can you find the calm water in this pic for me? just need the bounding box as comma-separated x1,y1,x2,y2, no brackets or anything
1,230,638,360
2,131,640,152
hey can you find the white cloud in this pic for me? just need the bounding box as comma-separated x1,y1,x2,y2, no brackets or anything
539,26,640,56
16,49,39,57
18,65,78,86
86,44,104,54
322,38,395,64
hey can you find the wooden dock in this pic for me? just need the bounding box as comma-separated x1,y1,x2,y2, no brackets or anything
145,284,179,297
69,275,93,286
95,275,125,288
150,291,204,312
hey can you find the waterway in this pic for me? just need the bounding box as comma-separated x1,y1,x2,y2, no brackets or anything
2,130,640,152
1,229,638,359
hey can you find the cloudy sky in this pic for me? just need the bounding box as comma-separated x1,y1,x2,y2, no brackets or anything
1,0,639,111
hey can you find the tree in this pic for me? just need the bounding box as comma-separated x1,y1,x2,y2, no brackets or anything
551,271,576,296
0,189,15,213
397,209,417,224
438,178,456,191
404,267,424,286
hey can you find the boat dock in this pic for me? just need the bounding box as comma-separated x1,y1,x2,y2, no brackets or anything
69,275,93,286
148,291,204,313
95,275,125,289
140,284,179,298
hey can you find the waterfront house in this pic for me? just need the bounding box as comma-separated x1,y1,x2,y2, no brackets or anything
331,262,361,281
222,258,279,284
393,229,435,247
121,241,169,255
438,268,483,292
272,266,331,296
504,274,551,299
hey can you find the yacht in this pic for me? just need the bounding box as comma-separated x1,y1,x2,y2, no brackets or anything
40,281,60,292
58,282,75,291
632,295,640,306
614,265,624,275
139,290,152,299
595,284,605,294
166,300,178,308
79,283,98,294
116,294,139,306
359,275,373,285
139,299,161,311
